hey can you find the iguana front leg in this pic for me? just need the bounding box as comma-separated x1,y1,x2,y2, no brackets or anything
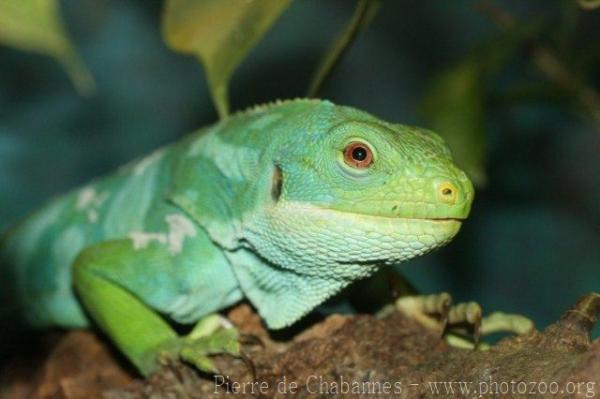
73,240,240,376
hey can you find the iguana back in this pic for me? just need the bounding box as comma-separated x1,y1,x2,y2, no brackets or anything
1,144,180,327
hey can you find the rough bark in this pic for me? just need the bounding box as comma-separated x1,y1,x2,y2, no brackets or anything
1,294,599,399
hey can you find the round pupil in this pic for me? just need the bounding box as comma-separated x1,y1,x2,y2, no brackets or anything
352,146,367,161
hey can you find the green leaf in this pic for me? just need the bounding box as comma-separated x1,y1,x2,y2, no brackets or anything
421,59,487,187
0,0,95,95
162,0,291,118
578,0,600,10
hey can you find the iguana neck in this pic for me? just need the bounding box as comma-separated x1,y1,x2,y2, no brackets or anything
225,246,376,329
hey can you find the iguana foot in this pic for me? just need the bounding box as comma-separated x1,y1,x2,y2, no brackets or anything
150,314,241,375
390,292,481,340
388,293,534,349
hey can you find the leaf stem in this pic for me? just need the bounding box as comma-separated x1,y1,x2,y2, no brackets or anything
306,0,381,98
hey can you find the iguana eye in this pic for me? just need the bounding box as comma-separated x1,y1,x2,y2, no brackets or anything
343,141,373,168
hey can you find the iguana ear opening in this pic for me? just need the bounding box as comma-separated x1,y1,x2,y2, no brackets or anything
271,165,283,202
167,154,242,250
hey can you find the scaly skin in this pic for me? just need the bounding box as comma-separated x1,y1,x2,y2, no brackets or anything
0,99,474,375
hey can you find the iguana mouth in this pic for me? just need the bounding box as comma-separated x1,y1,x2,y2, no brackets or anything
315,207,466,223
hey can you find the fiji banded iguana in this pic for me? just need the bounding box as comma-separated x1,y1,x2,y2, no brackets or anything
1,99,482,376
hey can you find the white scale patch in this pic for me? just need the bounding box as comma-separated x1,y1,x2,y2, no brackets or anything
87,209,99,223
165,214,197,254
133,148,165,176
187,127,260,182
76,187,109,223
247,112,282,130
129,232,168,249
128,214,197,255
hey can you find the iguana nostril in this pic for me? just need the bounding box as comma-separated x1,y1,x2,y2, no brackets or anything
438,182,458,204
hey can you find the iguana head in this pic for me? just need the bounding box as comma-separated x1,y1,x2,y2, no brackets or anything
242,101,473,269
228,100,474,328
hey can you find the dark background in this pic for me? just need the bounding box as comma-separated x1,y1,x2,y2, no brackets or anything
1,0,598,337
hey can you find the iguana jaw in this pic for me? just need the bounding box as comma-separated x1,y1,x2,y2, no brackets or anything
284,204,466,231
318,207,467,223
312,206,465,248
244,202,464,274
